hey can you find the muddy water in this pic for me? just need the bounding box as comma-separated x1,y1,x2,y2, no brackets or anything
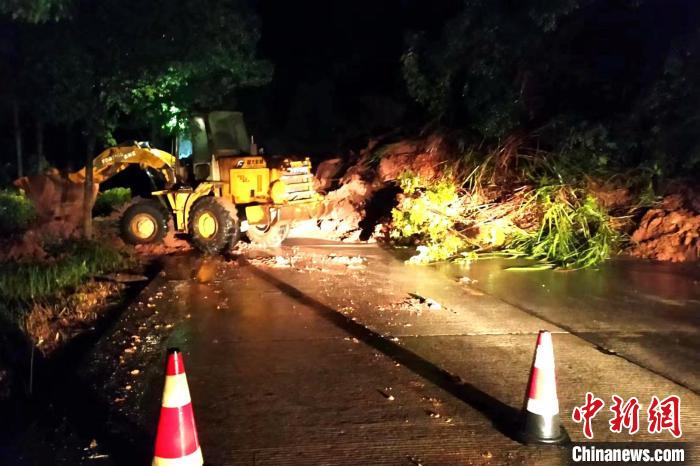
438,257,700,392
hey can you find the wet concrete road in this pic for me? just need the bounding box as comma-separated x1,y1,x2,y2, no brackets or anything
80,240,699,465
440,257,700,392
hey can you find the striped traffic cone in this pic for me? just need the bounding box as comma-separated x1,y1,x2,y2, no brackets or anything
518,330,569,444
153,348,203,466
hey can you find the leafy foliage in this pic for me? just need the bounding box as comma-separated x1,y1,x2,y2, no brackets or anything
0,0,72,22
402,0,595,137
511,186,620,269
401,1,700,178
390,172,467,263
390,170,621,269
11,0,272,145
0,190,36,234
93,188,131,217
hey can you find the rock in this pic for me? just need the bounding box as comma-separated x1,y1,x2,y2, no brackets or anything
458,276,477,285
314,158,344,192
291,134,451,243
377,136,448,183
425,298,442,310
629,194,700,262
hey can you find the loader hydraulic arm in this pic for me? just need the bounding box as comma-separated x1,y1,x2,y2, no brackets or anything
68,143,178,187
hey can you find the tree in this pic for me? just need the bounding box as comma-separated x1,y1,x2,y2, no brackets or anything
402,0,598,139
0,0,72,22
10,0,272,237
400,0,700,177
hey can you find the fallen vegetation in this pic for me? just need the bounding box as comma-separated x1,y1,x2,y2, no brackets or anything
312,132,698,268
390,170,622,268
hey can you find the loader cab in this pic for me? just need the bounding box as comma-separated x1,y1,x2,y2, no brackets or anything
177,111,254,182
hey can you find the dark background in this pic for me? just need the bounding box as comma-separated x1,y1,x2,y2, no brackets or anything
1,0,699,174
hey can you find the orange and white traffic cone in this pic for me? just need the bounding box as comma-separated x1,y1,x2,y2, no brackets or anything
153,348,203,466
518,330,569,444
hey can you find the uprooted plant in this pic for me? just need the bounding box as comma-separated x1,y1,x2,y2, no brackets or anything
389,150,625,269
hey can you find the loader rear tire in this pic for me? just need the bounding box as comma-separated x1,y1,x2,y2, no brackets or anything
188,196,240,254
120,200,169,245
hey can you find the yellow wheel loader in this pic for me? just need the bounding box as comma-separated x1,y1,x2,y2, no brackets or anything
67,111,326,253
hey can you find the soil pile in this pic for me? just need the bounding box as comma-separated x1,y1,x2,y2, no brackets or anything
309,134,450,241
310,134,698,264
629,193,700,262
5,171,99,261
14,170,98,228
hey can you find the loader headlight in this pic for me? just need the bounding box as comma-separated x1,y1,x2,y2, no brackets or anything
270,180,287,204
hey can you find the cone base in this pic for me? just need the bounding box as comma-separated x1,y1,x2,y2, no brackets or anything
517,428,570,445
517,412,570,445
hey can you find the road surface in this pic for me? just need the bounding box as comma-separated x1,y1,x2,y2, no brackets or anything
40,240,700,464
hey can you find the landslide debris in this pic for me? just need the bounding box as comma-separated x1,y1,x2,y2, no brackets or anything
629,193,700,262
308,133,698,264
305,134,449,242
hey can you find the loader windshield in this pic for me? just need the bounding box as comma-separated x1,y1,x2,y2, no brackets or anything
208,111,250,156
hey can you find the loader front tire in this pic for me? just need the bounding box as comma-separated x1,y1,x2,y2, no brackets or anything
188,197,240,254
246,223,290,248
120,200,169,245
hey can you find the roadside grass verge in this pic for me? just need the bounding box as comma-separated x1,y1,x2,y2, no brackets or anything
0,241,130,313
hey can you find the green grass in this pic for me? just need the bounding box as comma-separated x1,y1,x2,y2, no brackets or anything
0,240,129,305
93,187,131,216
389,170,621,269
510,186,620,269
0,189,36,234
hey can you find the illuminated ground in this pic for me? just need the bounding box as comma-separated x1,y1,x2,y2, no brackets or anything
26,240,699,465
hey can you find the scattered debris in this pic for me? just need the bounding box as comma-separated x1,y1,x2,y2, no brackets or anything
23,281,124,355
326,254,366,269
248,255,292,268
425,298,441,310
393,293,444,313
247,252,368,272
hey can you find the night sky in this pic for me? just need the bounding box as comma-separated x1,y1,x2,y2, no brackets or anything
1,0,699,168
